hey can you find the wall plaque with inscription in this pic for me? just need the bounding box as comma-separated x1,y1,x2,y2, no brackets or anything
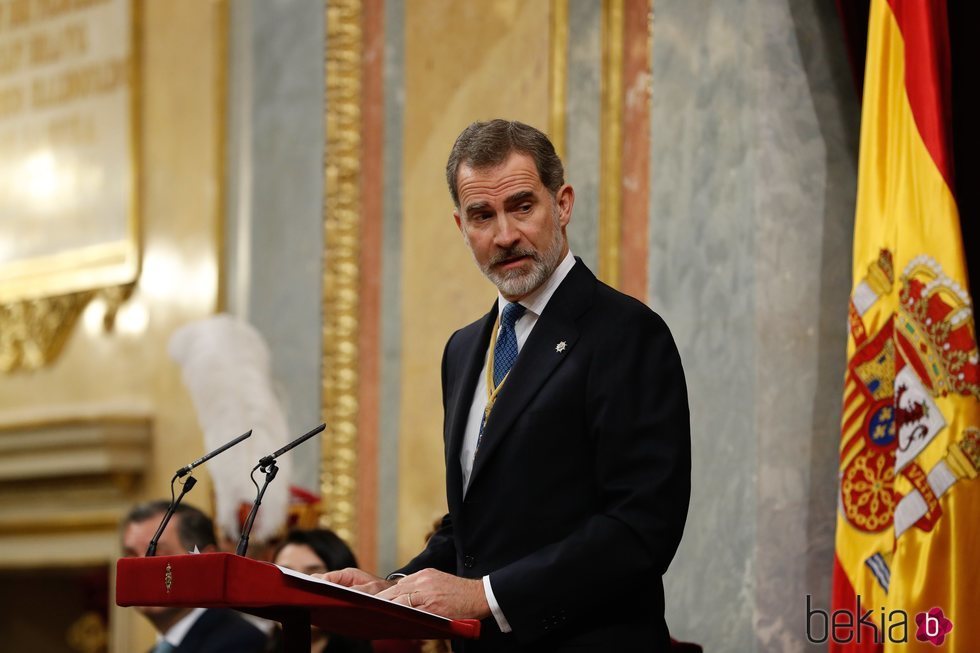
0,0,139,303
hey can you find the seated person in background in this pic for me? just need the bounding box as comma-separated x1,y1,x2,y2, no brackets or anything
271,529,373,653
121,501,268,653
272,529,426,653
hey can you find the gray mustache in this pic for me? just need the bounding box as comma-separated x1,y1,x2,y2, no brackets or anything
489,248,538,267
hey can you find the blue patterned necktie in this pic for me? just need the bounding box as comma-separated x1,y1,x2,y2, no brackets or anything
477,302,526,452
153,641,177,653
493,302,526,388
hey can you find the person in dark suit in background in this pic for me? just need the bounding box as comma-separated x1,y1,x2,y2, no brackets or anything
325,120,691,652
121,501,268,653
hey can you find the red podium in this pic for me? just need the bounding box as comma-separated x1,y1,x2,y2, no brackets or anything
116,553,480,651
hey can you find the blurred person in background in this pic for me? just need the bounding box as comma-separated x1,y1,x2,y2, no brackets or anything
121,501,268,653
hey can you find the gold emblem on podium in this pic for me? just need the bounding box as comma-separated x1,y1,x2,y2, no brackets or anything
165,563,173,593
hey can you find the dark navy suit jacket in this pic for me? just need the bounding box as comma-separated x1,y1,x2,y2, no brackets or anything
398,260,691,652
168,609,267,653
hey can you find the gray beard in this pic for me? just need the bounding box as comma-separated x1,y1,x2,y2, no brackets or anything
476,213,565,299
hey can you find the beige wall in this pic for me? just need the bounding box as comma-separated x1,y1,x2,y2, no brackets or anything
397,0,551,564
0,2,226,651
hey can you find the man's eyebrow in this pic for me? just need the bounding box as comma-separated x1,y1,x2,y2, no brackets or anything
505,190,535,205
464,201,491,216
463,190,536,216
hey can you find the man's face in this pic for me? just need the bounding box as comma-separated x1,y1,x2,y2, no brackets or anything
454,152,574,301
121,514,189,624
121,515,188,558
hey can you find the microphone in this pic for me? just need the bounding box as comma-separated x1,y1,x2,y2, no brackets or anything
145,429,253,557
175,429,252,478
258,423,325,467
236,423,326,556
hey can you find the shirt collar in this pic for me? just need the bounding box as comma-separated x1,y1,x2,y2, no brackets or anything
497,250,575,318
159,607,206,646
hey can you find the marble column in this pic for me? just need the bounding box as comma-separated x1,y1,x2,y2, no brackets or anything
649,0,860,650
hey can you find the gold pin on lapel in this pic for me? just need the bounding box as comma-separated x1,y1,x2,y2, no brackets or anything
556,341,567,353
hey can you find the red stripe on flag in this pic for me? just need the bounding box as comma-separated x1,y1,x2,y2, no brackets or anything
840,378,870,435
885,0,955,187
842,433,866,463
829,555,883,652
841,404,867,439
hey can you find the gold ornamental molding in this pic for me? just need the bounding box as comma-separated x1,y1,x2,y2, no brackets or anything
0,292,92,372
598,0,625,289
0,284,134,373
549,0,569,160
321,0,362,546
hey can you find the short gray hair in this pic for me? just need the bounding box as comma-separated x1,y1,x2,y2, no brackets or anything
446,119,564,208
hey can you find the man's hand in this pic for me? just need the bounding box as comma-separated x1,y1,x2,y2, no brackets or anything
375,568,491,620
318,568,396,595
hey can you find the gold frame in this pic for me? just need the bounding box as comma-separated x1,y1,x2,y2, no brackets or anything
321,0,363,546
549,0,569,160
213,0,229,312
0,0,141,372
598,0,624,289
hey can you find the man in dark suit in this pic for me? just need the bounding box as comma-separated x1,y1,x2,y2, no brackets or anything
121,501,268,653
327,120,690,652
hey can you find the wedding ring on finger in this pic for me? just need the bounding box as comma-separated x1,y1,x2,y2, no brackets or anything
407,591,417,608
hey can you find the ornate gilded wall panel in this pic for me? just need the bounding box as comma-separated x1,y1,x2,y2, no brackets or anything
550,0,569,159
599,0,625,288
321,0,362,546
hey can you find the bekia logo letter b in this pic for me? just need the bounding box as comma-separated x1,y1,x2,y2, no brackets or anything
915,607,953,646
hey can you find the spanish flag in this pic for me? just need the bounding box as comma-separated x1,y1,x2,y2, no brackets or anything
831,0,980,651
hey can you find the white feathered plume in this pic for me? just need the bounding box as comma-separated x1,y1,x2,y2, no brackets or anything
168,314,292,543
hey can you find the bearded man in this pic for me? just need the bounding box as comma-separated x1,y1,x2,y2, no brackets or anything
327,119,691,653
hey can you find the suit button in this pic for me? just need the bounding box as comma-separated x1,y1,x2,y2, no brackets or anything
463,555,475,569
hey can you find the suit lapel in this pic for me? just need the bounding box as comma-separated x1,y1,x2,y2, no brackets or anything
446,303,497,510
466,260,595,491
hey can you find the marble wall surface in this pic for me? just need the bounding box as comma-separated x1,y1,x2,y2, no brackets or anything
225,0,325,492
650,0,860,650
563,0,602,271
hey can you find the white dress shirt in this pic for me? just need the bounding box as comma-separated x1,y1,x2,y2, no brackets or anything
456,250,576,633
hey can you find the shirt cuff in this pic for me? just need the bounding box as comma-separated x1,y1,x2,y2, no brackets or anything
483,575,512,633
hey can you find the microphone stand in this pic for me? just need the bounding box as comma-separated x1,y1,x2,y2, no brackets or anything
234,423,325,557
235,460,278,557
146,474,198,557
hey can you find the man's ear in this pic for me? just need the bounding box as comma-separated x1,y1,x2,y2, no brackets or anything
454,209,463,234
556,184,575,228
